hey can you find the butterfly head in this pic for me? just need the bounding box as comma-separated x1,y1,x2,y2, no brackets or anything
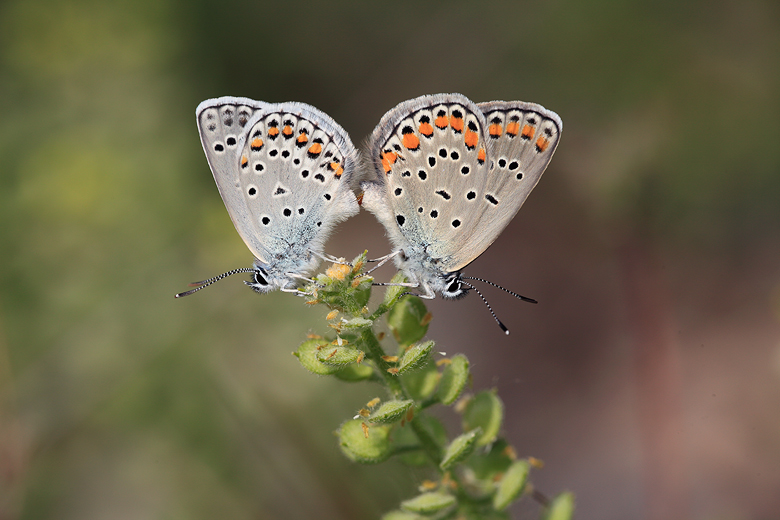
440,272,469,300
244,259,298,293
244,264,272,293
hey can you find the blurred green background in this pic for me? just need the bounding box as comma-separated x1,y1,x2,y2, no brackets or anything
1,0,779,518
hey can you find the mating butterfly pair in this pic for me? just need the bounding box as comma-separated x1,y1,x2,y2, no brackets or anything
177,94,562,333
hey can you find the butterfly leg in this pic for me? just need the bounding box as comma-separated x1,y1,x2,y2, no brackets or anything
416,282,436,299
281,286,316,298
371,281,419,288
311,250,352,266
286,272,317,284
285,272,324,290
371,280,436,301
360,250,403,277
371,281,419,301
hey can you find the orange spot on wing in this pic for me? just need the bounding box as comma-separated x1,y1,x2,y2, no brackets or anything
464,129,479,149
506,121,520,136
308,142,322,155
250,138,264,150
477,148,486,164
297,133,308,144
381,151,398,173
521,124,535,139
435,115,448,129
450,116,464,132
282,125,293,137
535,136,549,152
402,133,420,150
489,123,502,137
419,122,434,137
268,127,279,137
331,162,344,178
241,155,248,167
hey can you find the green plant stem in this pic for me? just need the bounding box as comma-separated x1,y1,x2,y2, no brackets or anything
360,328,405,396
368,303,391,321
410,415,443,468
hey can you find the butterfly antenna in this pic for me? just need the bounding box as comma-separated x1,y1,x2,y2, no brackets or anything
462,281,510,335
175,268,255,298
462,276,537,304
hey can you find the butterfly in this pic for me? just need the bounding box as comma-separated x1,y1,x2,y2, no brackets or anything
176,97,359,297
361,93,562,332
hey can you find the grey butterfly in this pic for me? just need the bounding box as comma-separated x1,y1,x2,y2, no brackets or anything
361,93,562,332
177,97,359,297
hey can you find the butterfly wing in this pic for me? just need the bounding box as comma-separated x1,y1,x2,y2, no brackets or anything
197,98,359,268
235,102,360,262
197,97,274,261
464,101,562,268
362,94,561,274
362,94,492,271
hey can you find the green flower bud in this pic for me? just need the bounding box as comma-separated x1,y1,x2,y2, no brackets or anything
544,492,575,520
369,399,415,425
437,354,469,405
398,340,434,374
462,390,504,447
387,295,430,346
400,492,456,515
492,460,530,511
338,419,392,464
440,428,481,470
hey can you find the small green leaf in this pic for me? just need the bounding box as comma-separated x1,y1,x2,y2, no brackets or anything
383,272,411,306
462,390,504,447
492,460,530,511
398,340,434,374
294,339,343,375
369,399,414,424
387,292,430,345
338,419,392,464
381,511,426,520
333,362,374,382
437,354,469,405
316,345,364,366
341,317,374,330
544,492,575,520
440,428,481,470
402,361,440,401
400,492,456,515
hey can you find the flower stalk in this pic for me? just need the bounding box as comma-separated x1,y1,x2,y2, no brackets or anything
292,253,574,519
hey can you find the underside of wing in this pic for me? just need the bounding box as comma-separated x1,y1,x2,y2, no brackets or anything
235,102,359,261
197,97,273,261
363,94,494,272
197,98,359,266
455,100,561,268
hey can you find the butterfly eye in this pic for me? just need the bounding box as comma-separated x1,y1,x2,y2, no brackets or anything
447,278,460,293
253,269,269,286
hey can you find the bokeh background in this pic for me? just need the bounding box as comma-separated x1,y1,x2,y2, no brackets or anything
2,1,779,518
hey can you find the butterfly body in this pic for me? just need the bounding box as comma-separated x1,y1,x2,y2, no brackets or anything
190,97,359,295
362,93,561,300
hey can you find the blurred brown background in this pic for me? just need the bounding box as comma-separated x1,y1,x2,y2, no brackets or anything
1,1,779,518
